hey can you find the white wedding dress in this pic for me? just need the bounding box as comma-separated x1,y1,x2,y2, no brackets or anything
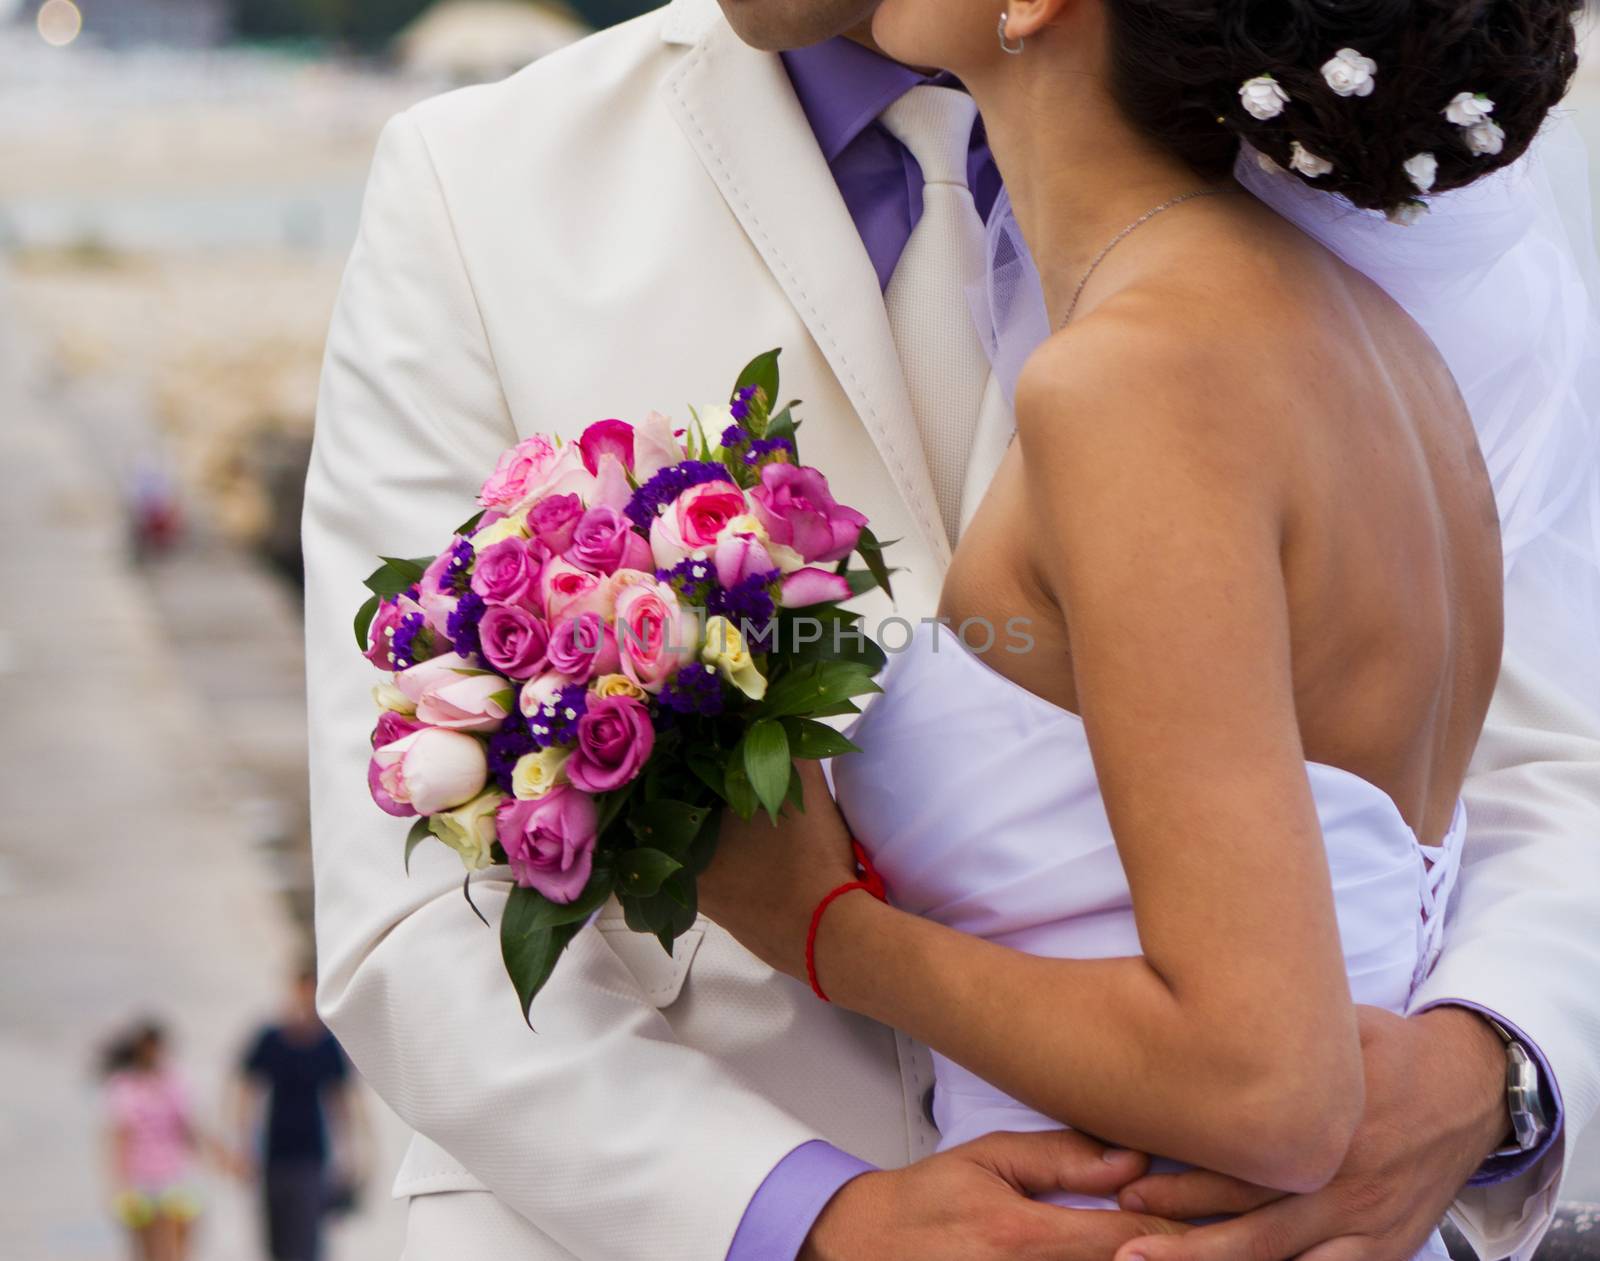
833,622,1462,1259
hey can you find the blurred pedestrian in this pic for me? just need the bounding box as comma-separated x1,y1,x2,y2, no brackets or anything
232,964,368,1261
101,1020,204,1261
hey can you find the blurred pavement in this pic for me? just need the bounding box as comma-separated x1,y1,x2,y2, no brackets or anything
0,270,408,1258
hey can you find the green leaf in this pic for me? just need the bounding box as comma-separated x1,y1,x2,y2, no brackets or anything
785,763,806,812
627,800,711,859
735,349,781,412
783,718,861,760
855,527,897,602
362,558,422,599
594,782,637,839
723,762,759,822
454,509,486,536
759,660,882,720
500,892,582,1026
686,748,731,803
765,403,802,452
354,593,382,652
687,803,724,876
403,816,432,874
503,870,616,935
618,848,684,898
741,719,792,821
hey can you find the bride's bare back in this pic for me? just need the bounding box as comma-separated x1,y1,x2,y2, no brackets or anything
945,195,1503,847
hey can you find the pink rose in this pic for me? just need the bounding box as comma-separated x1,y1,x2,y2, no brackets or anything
649,477,749,569
615,579,696,694
525,443,596,504
529,494,584,555
477,606,551,679
546,613,620,681
372,710,425,749
370,727,488,816
363,594,429,670
471,538,543,608
781,568,854,608
496,787,598,903
749,465,867,564
519,671,575,719
417,539,473,637
578,419,635,475
566,506,653,576
713,531,778,589
633,411,688,481
540,557,604,623
566,695,655,794
396,653,513,732
479,436,559,512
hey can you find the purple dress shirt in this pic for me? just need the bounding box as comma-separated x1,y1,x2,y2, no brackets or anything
726,35,1564,1261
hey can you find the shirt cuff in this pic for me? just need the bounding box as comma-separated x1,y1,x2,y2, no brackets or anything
1414,999,1565,1186
726,1140,876,1261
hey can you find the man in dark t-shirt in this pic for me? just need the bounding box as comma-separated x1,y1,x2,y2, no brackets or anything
234,967,365,1261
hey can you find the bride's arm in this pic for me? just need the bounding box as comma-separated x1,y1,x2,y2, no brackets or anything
707,328,1366,1194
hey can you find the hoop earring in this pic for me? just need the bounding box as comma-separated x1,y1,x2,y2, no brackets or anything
998,11,1025,55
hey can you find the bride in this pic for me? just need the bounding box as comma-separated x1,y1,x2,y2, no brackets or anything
700,0,1580,1256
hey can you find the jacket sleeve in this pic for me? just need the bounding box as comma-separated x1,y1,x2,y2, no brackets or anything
1413,640,1600,1261
303,109,819,1261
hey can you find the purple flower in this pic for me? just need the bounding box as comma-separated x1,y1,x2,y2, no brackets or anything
729,385,759,423
447,591,488,662
707,572,778,638
390,611,433,671
486,711,539,793
625,461,736,533
659,662,726,717
478,605,551,679
525,682,589,749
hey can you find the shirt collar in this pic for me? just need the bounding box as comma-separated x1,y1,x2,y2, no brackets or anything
781,37,931,163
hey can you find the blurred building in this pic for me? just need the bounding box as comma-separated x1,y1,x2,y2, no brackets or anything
16,0,230,47
395,0,588,83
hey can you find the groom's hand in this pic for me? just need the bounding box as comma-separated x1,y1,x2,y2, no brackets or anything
1109,1006,1510,1261
802,1130,1187,1261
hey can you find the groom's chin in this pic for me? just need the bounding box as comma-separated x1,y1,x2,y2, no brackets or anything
714,0,880,53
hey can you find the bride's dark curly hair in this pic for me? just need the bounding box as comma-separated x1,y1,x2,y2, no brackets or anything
1104,0,1582,214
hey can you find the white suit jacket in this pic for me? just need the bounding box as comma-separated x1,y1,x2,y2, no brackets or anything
302,2,1600,1258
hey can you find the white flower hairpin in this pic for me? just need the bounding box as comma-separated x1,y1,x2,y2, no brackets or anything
1404,153,1439,194
1290,142,1333,178
1240,75,1289,120
1388,199,1430,227
1444,92,1505,157
1322,49,1377,98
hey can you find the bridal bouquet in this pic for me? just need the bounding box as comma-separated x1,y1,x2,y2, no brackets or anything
356,351,893,1017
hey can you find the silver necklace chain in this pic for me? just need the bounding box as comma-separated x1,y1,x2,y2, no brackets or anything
1059,187,1234,329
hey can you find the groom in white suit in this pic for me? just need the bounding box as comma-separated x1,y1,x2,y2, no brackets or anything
301,1,1600,1257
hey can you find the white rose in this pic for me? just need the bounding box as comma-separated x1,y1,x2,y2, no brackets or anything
470,510,531,551
372,727,489,815
1239,75,1289,121
1444,92,1495,128
1465,120,1505,158
1404,153,1438,194
511,747,572,801
1321,49,1377,98
1387,199,1430,227
429,789,504,872
373,681,417,715
1289,142,1333,179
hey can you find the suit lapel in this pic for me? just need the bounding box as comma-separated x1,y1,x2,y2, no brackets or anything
660,9,951,569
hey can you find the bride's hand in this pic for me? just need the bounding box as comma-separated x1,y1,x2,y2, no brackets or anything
698,760,859,979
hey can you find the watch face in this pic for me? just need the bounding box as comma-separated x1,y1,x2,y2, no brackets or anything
1506,1044,1550,1151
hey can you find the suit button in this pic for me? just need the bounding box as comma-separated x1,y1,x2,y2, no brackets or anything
921,1085,938,1128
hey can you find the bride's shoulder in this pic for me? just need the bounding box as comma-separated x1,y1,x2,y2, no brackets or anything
1013,277,1314,495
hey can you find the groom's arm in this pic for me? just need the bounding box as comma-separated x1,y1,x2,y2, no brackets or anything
306,109,828,1260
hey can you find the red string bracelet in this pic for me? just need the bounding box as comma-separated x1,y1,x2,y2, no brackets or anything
806,841,888,1003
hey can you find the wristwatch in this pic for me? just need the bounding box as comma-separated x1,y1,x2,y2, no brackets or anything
1486,1019,1553,1158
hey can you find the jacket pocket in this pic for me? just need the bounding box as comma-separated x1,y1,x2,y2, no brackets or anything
595,917,705,1008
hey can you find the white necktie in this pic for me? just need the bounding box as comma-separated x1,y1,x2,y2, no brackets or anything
881,85,992,548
